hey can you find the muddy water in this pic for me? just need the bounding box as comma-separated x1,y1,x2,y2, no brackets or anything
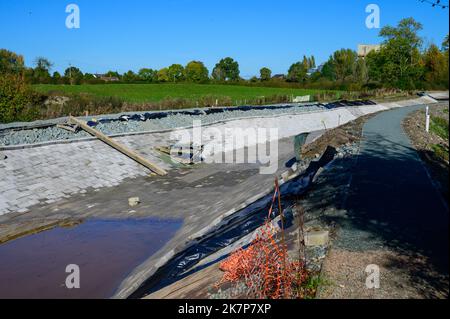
0,218,182,299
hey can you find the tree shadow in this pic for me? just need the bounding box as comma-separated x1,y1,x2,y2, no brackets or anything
305,132,449,297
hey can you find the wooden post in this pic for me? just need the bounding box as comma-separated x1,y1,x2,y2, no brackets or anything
69,116,167,176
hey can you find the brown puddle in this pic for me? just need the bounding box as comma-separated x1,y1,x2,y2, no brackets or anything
0,218,182,299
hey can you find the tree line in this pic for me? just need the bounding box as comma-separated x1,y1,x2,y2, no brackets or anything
2,18,447,91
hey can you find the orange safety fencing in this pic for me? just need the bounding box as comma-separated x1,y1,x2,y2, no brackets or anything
216,178,308,299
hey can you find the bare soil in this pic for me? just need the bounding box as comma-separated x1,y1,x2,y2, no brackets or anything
301,113,376,159
318,249,448,299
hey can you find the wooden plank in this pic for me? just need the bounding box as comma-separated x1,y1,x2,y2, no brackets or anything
57,123,79,133
69,116,167,176
144,263,223,299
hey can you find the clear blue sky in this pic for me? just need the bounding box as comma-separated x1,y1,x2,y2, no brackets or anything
0,0,448,77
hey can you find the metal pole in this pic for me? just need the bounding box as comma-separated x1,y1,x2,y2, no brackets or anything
426,106,430,133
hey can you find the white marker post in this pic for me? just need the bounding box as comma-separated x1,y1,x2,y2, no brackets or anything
425,106,430,133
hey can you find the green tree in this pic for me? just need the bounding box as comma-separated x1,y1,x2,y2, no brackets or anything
167,64,185,82
259,67,272,81
185,61,209,83
105,71,121,78
442,34,449,52
302,56,309,70
353,58,369,84
64,66,83,85
371,17,424,89
301,55,316,70
83,73,95,80
443,34,449,88
122,70,138,83
212,57,240,81
320,58,335,80
211,66,226,82
157,68,170,82
310,56,316,69
331,49,358,82
422,44,448,88
52,71,62,84
287,62,307,83
33,57,53,83
0,49,25,75
138,68,157,82
82,73,98,84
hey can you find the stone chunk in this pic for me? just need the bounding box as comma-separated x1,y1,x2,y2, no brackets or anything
305,230,329,246
128,197,140,207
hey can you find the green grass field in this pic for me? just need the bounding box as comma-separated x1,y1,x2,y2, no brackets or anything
34,83,340,104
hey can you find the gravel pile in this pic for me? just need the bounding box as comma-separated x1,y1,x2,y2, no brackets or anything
0,104,322,146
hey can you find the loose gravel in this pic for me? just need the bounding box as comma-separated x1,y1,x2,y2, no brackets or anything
0,104,322,146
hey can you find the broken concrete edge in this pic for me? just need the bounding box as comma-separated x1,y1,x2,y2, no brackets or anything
0,97,436,151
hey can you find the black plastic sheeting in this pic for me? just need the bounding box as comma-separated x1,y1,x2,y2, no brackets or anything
128,146,337,299
86,100,375,127
324,99,376,110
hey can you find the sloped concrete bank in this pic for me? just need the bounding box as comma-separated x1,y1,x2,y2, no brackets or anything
0,96,436,217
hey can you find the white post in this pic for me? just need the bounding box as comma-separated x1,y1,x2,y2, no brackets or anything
425,106,430,133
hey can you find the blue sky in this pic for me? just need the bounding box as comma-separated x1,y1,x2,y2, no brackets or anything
0,0,448,77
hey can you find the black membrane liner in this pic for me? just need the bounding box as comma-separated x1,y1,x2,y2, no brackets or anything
128,146,337,298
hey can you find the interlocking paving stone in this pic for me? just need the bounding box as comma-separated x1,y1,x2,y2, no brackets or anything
0,134,170,216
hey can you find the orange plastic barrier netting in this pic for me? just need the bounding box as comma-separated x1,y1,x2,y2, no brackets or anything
216,181,308,299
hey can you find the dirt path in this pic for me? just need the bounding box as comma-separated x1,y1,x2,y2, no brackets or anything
318,104,449,299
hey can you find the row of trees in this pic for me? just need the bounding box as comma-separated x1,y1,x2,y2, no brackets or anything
22,58,234,85
2,17,449,91
306,18,449,90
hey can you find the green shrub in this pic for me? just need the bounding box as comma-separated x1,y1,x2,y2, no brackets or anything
60,93,124,116
0,74,44,123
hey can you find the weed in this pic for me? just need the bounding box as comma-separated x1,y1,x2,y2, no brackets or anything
430,116,449,140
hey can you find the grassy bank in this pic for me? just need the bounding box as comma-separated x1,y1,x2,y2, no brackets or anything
33,83,340,104
403,103,449,201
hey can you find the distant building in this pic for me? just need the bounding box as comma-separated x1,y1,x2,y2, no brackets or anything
358,44,381,58
272,74,286,80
